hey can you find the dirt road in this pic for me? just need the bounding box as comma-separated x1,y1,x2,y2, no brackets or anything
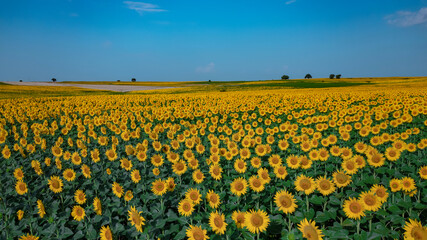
1,81,174,92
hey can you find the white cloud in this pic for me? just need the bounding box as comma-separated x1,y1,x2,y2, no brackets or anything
124,1,166,14
196,62,215,73
286,0,297,5
386,7,427,27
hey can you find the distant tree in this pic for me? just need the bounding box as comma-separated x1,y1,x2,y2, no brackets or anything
305,74,312,79
208,80,211,82
131,78,136,82
117,80,121,82
281,75,290,80
51,78,56,82
336,74,342,79
19,80,23,82
329,74,335,79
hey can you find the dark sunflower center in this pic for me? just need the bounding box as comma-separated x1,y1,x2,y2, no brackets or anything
251,214,263,227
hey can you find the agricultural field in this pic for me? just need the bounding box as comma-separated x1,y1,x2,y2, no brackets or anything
0,79,426,240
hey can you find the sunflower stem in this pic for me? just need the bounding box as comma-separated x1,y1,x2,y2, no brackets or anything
369,219,372,232
357,221,360,235
306,195,309,212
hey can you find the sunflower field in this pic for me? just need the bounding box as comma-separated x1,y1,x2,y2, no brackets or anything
0,86,426,240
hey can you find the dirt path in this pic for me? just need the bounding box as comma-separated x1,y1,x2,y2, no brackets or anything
1,81,174,92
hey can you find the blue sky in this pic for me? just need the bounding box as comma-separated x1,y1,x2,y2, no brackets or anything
1,0,427,81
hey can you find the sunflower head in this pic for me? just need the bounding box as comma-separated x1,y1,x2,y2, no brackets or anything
244,209,270,234
274,190,298,214
209,211,227,235
297,218,324,240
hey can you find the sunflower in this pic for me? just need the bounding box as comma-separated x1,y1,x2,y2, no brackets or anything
316,176,336,196
406,143,417,152
240,147,251,160
206,190,221,209
14,167,24,180
384,147,400,161
300,141,312,152
77,165,89,180
258,168,271,184
286,155,300,169
15,181,28,195
192,169,205,184
249,175,265,192
178,199,194,217
166,177,176,192
120,158,133,171
250,157,262,169
37,199,45,218
51,146,63,157
55,158,62,170
268,154,282,168
419,166,427,180
333,171,352,188
370,184,389,203
359,191,381,212
341,159,358,175
299,156,312,169
297,218,324,240
183,188,200,204
389,178,402,192
152,179,167,196
188,158,199,169
278,139,289,150
112,182,124,198
91,149,100,163
186,225,209,240
17,210,24,220
71,205,85,221
232,210,246,228
230,177,248,196
48,176,63,193
403,219,427,240
244,209,270,234
209,164,223,180
294,174,316,195
93,197,102,215
340,147,353,160
354,142,368,153
255,144,267,156
63,169,76,182
74,189,87,205
343,198,365,220
234,159,247,173
367,152,386,167
209,211,227,235
100,225,113,240
274,190,297,214
128,206,145,232
330,145,341,157
124,190,133,201
18,234,39,240
71,152,82,165
392,140,406,151
136,151,147,162
274,166,288,179
105,148,117,161
131,169,141,183
401,177,416,192
172,160,187,175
